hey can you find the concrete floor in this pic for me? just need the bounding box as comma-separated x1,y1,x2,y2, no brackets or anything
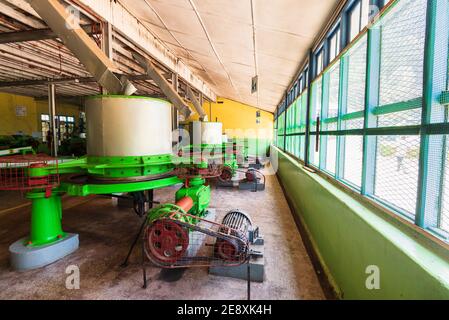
0,171,324,300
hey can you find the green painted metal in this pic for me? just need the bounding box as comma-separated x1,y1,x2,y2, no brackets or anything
146,179,211,225
415,0,448,229
86,154,174,179
146,203,198,226
361,22,381,196
175,179,210,218
336,55,348,179
319,73,330,170
317,125,421,137
372,97,423,116
26,191,65,247
62,175,182,197
440,91,449,105
321,98,424,123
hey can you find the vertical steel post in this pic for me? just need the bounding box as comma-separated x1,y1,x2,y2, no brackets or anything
283,94,287,151
336,55,349,179
361,20,381,196
48,83,58,157
172,72,179,131
305,50,315,166
415,0,449,228
319,73,330,170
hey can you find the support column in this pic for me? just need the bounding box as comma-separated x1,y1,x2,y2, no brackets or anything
336,55,349,179
48,83,58,157
415,0,449,229
172,72,179,131
361,23,381,196
101,22,113,95
305,50,315,166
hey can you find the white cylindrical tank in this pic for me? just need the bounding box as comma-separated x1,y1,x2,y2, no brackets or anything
201,122,223,145
86,96,172,157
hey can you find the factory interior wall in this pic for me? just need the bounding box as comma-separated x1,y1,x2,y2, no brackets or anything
272,147,449,299
189,97,274,156
0,92,81,138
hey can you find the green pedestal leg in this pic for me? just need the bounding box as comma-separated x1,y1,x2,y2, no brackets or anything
9,191,79,271
27,192,65,246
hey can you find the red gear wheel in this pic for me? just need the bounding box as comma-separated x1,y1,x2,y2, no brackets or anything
145,220,189,264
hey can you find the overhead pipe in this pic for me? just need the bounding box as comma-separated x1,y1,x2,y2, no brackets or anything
133,52,192,119
27,0,136,95
186,86,208,121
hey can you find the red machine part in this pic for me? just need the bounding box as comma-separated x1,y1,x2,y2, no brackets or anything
215,238,240,261
0,154,59,191
145,220,189,264
145,197,194,264
218,166,233,182
175,196,194,212
175,164,224,181
245,169,257,182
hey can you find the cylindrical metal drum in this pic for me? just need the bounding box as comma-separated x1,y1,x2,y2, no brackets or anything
86,96,172,157
201,122,222,145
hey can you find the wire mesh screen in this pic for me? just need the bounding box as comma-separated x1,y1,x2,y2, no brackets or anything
286,136,294,154
376,0,427,127
374,135,421,216
346,35,367,116
309,135,320,167
310,77,322,133
345,118,365,130
277,111,285,148
343,135,364,187
299,135,306,161
322,135,337,175
441,135,449,233
324,64,340,132
300,91,308,133
430,0,449,124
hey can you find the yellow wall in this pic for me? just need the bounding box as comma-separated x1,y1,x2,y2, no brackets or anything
0,92,82,138
188,97,274,140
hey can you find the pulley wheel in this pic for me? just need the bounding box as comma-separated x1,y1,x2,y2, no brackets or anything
219,167,233,182
245,170,257,182
145,220,189,264
215,239,240,261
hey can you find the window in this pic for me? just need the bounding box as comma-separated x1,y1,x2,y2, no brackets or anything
298,77,304,94
348,0,370,42
304,67,309,88
41,114,50,142
328,26,341,62
315,48,324,75
276,0,449,242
